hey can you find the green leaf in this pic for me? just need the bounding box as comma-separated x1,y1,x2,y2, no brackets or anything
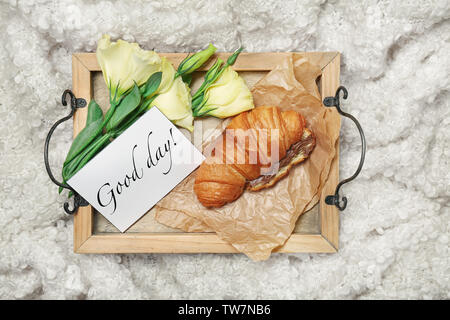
138,94,157,114
85,100,103,125
62,134,111,181
69,136,111,178
63,100,122,167
181,73,193,86
112,94,158,137
63,100,104,166
62,156,80,182
63,133,105,180
142,72,162,99
102,102,117,126
105,83,141,132
63,147,87,182
63,116,103,166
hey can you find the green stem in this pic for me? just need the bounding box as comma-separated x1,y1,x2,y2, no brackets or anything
192,93,204,110
191,59,223,100
111,107,145,137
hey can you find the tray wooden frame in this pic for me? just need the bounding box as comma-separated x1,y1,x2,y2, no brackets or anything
71,51,341,254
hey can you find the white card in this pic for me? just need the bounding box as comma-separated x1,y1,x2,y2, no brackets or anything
67,107,205,232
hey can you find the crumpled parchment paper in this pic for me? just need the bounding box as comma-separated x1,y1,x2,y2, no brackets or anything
154,53,340,260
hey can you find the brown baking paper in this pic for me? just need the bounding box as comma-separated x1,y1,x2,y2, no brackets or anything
154,53,340,260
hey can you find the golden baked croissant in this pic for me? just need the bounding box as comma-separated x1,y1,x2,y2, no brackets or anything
194,106,316,208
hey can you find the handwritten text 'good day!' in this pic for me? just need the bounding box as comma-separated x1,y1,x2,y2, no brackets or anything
96,128,176,214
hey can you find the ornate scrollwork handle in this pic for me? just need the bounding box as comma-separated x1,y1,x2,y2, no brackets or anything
44,90,89,214
323,86,366,211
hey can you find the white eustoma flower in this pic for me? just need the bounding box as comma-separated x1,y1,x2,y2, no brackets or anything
152,73,194,132
157,57,176,94
201,66,254,118
96,34,161,103
96,34,194,131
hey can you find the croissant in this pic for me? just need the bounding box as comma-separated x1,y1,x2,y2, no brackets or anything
194,106,316,208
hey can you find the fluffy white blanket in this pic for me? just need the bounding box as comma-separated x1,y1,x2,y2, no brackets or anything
0,0,448,299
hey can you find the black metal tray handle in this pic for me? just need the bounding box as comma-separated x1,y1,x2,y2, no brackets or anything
323,86,366,211
44,90,89,214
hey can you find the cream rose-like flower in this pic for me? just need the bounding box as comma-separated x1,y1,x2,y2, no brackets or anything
96,34,161,103
201,66,254,118
96,35,194,131
151,73,194,132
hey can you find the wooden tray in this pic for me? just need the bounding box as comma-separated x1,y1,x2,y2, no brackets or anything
71,51,341,254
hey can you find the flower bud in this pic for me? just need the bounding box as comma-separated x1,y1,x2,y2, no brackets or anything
226,47,243,66
176,43,217,77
